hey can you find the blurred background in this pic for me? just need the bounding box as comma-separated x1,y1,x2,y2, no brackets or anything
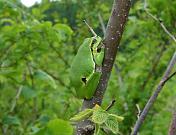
0,0,176,134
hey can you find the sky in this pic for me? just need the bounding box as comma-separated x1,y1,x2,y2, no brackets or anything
21,0,42,7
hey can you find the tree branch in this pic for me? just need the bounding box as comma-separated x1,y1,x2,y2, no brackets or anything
169,111,176,135
10,86,24,113
98,13,106,36
114,63,123,89
98,13,124,89
105,99,116,111
98,14,124,89
76,0,131,134
135,104,141,120
131,52,176,135
144,0,176,43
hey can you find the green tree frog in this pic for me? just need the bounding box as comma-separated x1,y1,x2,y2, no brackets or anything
69,36,104,99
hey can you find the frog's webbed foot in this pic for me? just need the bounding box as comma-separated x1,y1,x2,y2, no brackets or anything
95,66,102,73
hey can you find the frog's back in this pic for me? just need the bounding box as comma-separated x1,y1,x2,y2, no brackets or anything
69,38,95,88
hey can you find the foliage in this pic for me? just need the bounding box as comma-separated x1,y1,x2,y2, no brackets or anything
0,0,176,135
70,105,123,134
34,118,73,135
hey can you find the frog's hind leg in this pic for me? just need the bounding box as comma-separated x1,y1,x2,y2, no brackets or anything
85,72,101,99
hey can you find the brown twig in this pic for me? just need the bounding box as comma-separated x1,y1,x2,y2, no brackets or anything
163,71,176,84
114,63,123,89
98,14,124,89
105,99,116,111
144,0,176,43
98,13,106,36
131,52,176,135
83,20,97,37
76,0,131,134
130,2,176,133
98,13,124,89
169,111,176,135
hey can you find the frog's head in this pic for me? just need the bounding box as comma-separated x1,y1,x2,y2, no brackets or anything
91,36,104,66
91,36,102,49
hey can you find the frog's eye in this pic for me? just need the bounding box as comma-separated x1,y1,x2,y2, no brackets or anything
92,38,97,45
81,77,87,84
97,48,101,53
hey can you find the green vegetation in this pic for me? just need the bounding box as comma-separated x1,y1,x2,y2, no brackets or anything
0,0,176,135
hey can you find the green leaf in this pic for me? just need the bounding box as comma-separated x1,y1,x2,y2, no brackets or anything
34,70,57,89
33,127,49,135
109,114,124,122
21,85,37,99
2,115,21,126
33,127,50,135
104,115,119,134
92,105,108,124
70,109,93,122
54,23,73,35
47,119,73,135
34,119,73,135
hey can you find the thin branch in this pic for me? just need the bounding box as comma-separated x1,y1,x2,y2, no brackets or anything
136,104,141,120
131,52,176,135
163,71,176,84
98,13,106,36
105,99,116,111
114,63,123,89
144,0,176,43
83,20,97,37
10,86,23,113
169,111,176,135
76,0,131,134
